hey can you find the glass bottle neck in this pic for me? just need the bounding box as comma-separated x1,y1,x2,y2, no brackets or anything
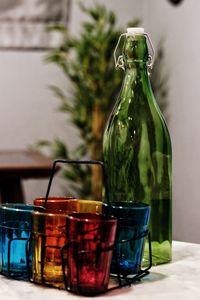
123,35,149,71
119,36,153,108
116,34,154,109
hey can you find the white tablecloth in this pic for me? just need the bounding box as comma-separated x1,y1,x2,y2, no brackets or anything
0,241,200,300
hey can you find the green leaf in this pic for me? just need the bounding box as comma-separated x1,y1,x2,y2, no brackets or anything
49,85,73,113
34,140,51,147
51,139,68,159
46,23,68,33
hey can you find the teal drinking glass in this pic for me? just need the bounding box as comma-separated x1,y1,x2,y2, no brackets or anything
103,202,150,275
0,203,42,279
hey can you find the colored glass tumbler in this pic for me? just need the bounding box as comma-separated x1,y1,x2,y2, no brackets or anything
0,203,41,279
33,197,76,212
64,213,117,295
103,202,150,275
34,197,102,214
31,210,68,289
73,199,102,214
31,199,102,289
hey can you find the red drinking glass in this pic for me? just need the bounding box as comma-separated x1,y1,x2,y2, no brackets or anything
65,213,117,295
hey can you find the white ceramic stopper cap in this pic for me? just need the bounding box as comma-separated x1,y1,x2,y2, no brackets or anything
127,27,145,35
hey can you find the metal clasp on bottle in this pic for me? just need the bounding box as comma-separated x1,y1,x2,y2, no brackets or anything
114,32,155,74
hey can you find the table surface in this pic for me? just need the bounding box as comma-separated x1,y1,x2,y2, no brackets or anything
0,150,53,178
0,241,200,300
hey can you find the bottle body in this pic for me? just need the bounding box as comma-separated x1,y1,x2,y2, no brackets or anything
103,32,172,265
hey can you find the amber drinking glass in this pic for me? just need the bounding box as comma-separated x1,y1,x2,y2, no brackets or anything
31,210,67,288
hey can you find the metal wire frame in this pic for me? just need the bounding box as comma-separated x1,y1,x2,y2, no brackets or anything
110,231,152,287
0,159,152,294
26,224,151,294
60,229,152,296
44,159,109,206
43,159,152,294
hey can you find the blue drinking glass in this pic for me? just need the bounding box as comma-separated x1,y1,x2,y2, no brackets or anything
0,203,43,279
103,202,150,276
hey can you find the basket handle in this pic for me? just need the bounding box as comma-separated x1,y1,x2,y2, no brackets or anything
44,159,108,208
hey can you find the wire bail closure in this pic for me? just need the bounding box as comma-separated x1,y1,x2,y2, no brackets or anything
114,32,155,73
114,33,127,71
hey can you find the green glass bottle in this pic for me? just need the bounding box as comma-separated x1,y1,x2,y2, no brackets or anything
103,28,172,266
